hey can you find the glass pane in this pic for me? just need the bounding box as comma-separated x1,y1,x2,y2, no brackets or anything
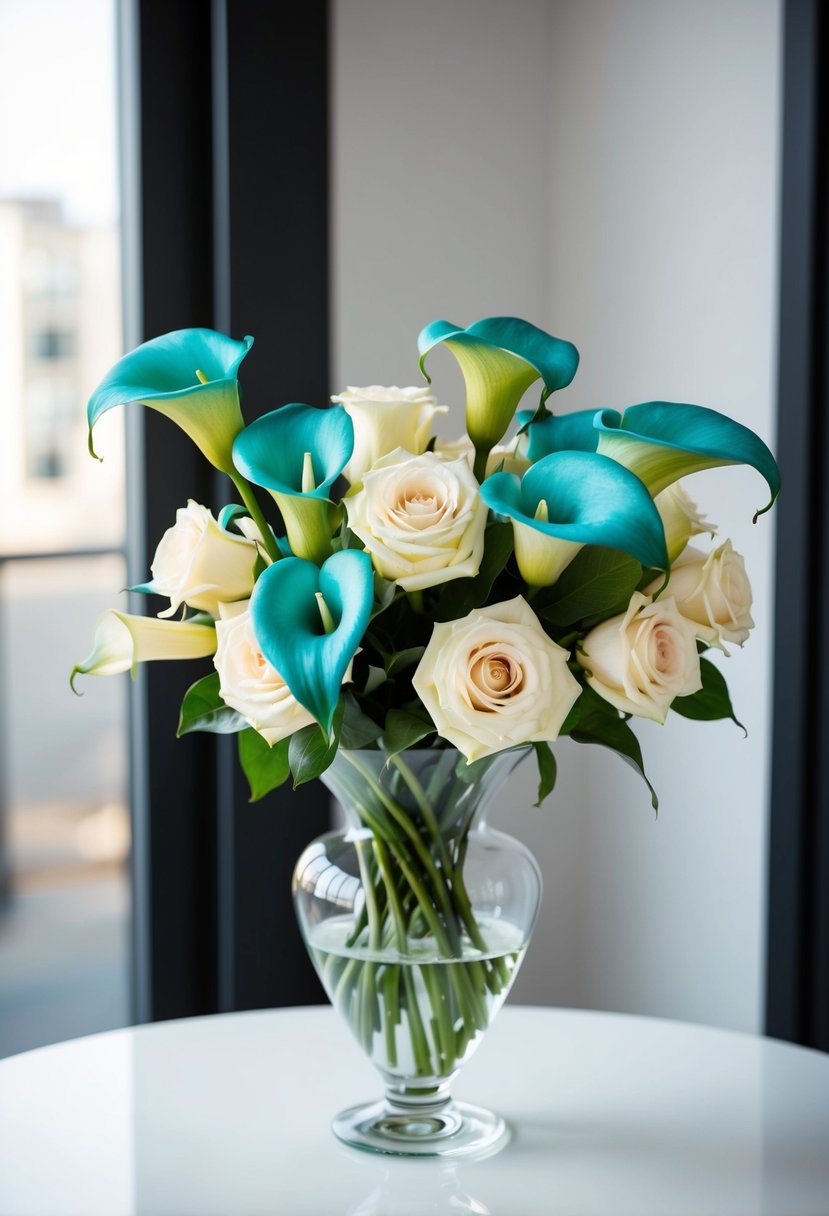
0,0,124,554
0,0,129,1058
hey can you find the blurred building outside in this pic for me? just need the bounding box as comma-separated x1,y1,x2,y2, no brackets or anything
0,187,131,1057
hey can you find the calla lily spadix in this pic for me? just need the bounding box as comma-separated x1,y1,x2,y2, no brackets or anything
480,451,669,587
525,401,780,519
250,549,373,735
418,317,579,477
87,328,252,474
233,403,354,564
70,611,217,691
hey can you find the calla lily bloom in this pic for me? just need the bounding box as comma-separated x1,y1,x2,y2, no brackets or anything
480,451,668,587
520,407,600,459
418,317,579,469
250,549,374,735
232,403,354,564
525,402,780,519
87,328,253,474
71,611,217,690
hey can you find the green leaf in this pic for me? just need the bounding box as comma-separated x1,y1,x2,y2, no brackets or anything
289,700,345,786
364,665,387,695
371,576,398,617
384,646,426,677
536,547,642,628
177,671,247,737
237,729,290,802
533,742,557,807
671,658,747,734
383,708,435,758
566,686,658,811
433,522,514,622
340,691,383,749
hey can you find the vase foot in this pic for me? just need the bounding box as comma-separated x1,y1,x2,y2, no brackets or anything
332,1097,509,1159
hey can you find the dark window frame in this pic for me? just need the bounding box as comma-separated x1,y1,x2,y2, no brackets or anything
124,0,331,1023
766,0,829,1051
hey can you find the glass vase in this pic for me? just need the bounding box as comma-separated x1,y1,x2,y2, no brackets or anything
292,746,542,1158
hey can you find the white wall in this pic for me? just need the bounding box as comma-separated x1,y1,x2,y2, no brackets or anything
333,0,781,1033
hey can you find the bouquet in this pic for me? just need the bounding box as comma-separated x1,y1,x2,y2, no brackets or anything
73,316,778,811
72,316,779,1153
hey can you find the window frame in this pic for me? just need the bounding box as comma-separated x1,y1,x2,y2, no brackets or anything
124,0,331,1022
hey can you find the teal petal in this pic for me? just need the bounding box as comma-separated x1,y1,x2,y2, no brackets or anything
250,550,373,734
88,328,253,473
218,503,251,533
418,316,579,450
232,403,353,498
594,402,780,516
521,408,601,460
480,452,668,584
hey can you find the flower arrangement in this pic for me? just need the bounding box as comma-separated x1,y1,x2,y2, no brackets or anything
73,317,778,810
72,316,779,1155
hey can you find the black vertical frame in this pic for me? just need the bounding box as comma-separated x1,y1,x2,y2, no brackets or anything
766,0,829,1051
128,0,330,1022
214,0,332,1012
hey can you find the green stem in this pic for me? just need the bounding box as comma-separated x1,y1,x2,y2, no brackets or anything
373,837,408,951
355,838,382,950
342,753,462,954
472,446,491,484
390,754,453,876
229,472,280,563
402,966,434,1076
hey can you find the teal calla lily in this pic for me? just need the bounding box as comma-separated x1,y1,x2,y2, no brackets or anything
87,328,253,474
525,401,780,519
250,549,373,734
520,407,600,460
232,403,353,564
480,451,668,587
418,317,579,471
593,403,780,517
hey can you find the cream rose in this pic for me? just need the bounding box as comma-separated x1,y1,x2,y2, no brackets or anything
344,448,488,591
331,385,447,485
655,540,754,649
214,602,316,745
654,482,716,563
435,433,531,477
150,501,258,619
578,591,702,723
412,596,581,762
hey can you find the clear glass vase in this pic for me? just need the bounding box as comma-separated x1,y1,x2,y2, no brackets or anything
292,746,542,1158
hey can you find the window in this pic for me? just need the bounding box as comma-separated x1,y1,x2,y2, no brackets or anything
0,0,129,1058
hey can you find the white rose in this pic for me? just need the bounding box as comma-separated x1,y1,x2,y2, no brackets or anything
578,591,702,723
151,501,258,619
214,602,316,745
412,596,581,762
655,540,754,649
331,385,447,485
345,448,488,591
435,433,530,477
654,482,716,563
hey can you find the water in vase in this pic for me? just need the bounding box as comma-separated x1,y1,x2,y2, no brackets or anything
308,914,526,1082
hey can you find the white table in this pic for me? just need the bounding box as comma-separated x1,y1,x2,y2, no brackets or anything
1,1005,828,1216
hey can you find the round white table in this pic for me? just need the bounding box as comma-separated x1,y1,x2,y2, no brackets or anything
1,1005,828,1216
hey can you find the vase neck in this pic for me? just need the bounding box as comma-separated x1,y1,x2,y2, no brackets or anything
321,746,529,840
